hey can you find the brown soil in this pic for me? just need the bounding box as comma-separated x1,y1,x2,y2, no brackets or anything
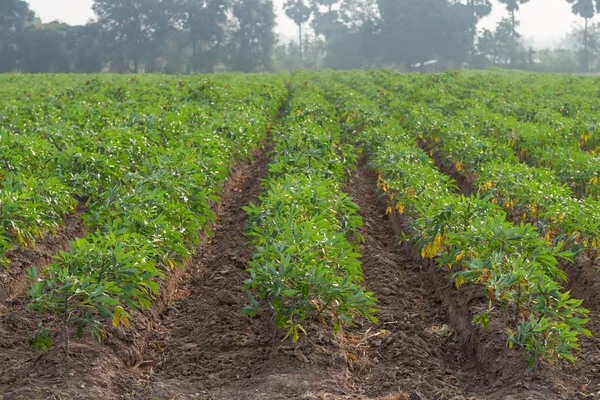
1,157,596,400
344,162,478,399
2,143,600,400
343,162,578,400
127,136,358,399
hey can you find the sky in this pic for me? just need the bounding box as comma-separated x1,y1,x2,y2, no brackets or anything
25,0,593,49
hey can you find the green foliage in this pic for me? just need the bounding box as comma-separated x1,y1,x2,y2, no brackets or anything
27,233,160,341
0,73,287,349
229,0,277,72
314,69,592,369
368,70,600,273
242,72,377,340
0,175,76,266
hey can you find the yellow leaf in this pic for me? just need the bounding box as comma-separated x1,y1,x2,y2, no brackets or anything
112,307,130,328
422,234,443,259
455,275,466,289
120,312,130,328
455,161,463,172
386,206,394,215
396,203,405,215
112,312,120,328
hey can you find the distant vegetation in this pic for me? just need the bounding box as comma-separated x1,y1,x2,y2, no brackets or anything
1,0,600,73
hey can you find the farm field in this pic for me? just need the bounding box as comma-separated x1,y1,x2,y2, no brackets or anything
1,70,600,399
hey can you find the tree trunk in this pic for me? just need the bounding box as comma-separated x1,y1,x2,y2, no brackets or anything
584,17,589,73
191,37,197,73
511,9,516,68
299,23,303,64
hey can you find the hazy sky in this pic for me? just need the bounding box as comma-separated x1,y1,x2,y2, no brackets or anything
26,0,592,48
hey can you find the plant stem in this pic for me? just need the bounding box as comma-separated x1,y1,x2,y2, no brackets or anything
63,293,70,373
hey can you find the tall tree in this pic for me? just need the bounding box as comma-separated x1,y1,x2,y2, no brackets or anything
284,0,314,62
315,0,380,69
378,0,476,69
175,0,228,73
566,0,600,71
310,0,341,38
229,0,276,72
497,0,530,66
460,0,492,19
18,22,71,73
92,0,166,72
66,24,105,73
478,17,524,66
0,0,34,72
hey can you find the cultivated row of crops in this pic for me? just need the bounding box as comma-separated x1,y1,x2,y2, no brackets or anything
366,71,600,277
242,73,376,341
306,71,591,368
2,71,600,372
1,74,287,348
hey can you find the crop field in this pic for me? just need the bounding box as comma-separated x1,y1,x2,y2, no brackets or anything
1,71,600,399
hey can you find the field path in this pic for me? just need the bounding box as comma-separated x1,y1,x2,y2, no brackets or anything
133,132,356,399
133,149,481,400
133,158,575,400
131,145,281,399
343,161,480,399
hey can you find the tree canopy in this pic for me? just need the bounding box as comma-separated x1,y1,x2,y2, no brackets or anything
0,0,597,73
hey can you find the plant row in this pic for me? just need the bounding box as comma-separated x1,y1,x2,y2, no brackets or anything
23,74,288,350
398,72,600,199
241,72,377,342
362,71,600,277
0,75,274,265
314,71,591,368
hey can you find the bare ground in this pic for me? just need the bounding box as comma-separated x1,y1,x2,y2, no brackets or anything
2,149,599,400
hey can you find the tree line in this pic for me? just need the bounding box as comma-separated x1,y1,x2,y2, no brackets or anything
0,0,599,74
0,0,276,73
